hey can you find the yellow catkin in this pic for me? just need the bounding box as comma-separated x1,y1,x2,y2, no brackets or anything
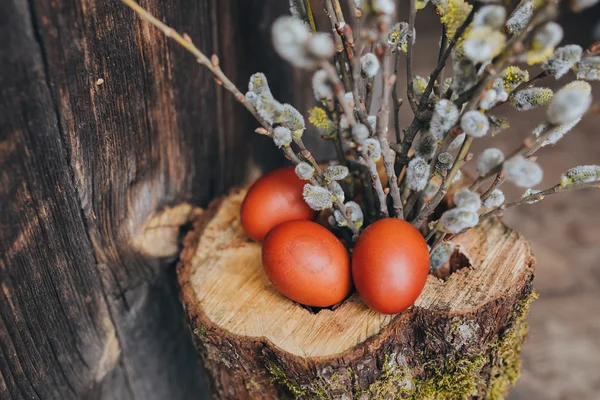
308,107,334,132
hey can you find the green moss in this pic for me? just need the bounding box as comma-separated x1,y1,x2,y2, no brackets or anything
487,290,539,400
193,326,207,339
265,361,307,398
357,354,414,400
412,354,488,400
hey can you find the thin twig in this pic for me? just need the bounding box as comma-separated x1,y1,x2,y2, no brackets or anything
392,52,402,143
417,6,477,114
435,26,448,98
321,61,389,217
376,50,404,218
481,181,600,220
305,0,318,32
406,0,418,113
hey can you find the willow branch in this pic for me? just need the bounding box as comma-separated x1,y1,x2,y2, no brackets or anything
305,0,318,32
470,122,560,190
406,0,418,113
376,45,403,218
392,52,402,143
412,136,474,228
294,139,360,236
321,61,389,217
417,6,477,114
481,181,600,220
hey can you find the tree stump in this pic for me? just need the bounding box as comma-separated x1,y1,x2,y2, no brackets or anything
178,188,536,400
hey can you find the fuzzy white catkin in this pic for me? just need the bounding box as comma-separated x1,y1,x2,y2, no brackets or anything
373,0,395,15
279,104,306,137
387,22,415,53
364,138,382,161
335,201,364,227
312,70,332,100
324,165,349,181
360,53,380,78
436,152,454,172
547,81,592,124
575,57,600,81
454,189,482,212
483,189,505,208
464,27,505,63
272,126,292,148
506,0,533,35
306,33,335,59
368,115,377,130
430,100,459,139
533,117,581,147
511,87,553,111
416,133,438,161
271,17,313,69
248,72,270,94
461,111,489,137
352,123,370,144
560,165,600,186
440,208,479,234
245,91,258,107
477,148,505,176
480,90,498,111
542,45,583,79
503,155,543,188
473,5,506,30
413,76,429,99
430,242,455,271
303,184,332,210
488,115,510,136
345,201,364,225
331,181,345,203
534,22,564,49
406,157,430,191
295,162,315,180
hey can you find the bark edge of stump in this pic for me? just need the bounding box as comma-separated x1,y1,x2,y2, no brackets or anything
178,188,536,400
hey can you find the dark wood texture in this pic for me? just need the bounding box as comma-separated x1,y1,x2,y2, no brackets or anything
0,0,294,398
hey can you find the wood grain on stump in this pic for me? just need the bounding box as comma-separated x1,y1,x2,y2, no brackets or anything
178,189,536,400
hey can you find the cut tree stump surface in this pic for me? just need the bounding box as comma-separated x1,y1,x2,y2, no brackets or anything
178,187,536,399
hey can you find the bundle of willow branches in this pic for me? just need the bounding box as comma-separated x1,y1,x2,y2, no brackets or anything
122,0,599,269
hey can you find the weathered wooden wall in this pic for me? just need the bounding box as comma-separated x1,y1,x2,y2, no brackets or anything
0,0,295,398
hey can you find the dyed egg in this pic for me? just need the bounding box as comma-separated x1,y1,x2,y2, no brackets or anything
352,218,429,314
241,167,315,242
262,220,351,307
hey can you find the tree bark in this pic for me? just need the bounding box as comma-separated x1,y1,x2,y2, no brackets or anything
178,188,536,400
0,0,296,398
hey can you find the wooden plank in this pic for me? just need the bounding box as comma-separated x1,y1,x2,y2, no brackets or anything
1,0,296,398
0,0,113,397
